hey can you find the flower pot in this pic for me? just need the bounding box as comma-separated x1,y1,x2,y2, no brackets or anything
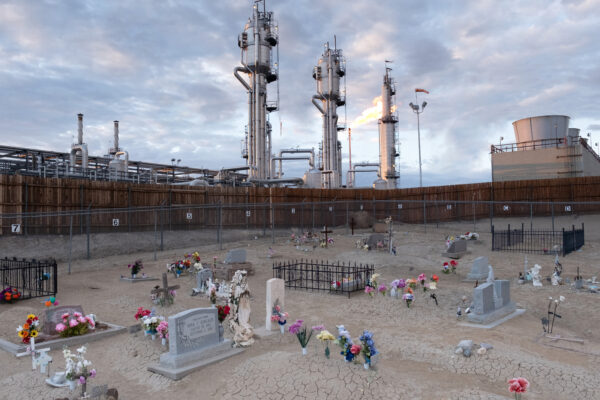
280,325,284,334
68,380,76,391
161,337,167,346
363,363,370,370
301,347,307,355
219,324,224,342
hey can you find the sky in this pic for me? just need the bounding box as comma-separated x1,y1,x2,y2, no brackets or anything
1,0,599,188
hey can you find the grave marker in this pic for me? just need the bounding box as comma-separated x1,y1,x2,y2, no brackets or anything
43,305,85,335
465,256,489,281
148,307,244,380
321,226,332,247
265,278,284,331
151,273,180,306
224,249,246,264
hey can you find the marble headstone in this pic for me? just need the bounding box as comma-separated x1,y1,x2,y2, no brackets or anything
472,283,495,315
148,307,243,380
224,249,246,264
265,278,284,331
43,305,84,335
195,269,213,293
465,256,489,281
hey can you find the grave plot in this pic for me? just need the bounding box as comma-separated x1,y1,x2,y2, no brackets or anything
491,223,584,255
272,260,374,297
213,248,254,280
0,257,57,301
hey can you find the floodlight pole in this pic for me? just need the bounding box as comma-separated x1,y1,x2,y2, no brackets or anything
409,95,427,188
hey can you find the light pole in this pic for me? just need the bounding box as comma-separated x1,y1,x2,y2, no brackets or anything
409,99,427,187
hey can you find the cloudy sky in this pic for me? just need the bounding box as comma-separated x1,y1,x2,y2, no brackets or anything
1,0,599,187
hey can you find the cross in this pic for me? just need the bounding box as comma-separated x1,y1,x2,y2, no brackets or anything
321,225,332,247
151,273,180,306
350,218,355,235
16,337,51,372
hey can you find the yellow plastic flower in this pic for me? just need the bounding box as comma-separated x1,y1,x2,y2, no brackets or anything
371,273,381,283
27,314,35,320
317,330,335,342
30,330,38,338
18,330,25,338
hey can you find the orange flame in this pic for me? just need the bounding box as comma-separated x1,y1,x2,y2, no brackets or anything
352,96,397,127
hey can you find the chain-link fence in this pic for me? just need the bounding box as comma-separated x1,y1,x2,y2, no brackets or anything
0,199,596,268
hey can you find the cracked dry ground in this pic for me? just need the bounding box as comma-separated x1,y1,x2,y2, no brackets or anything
1,219,599,399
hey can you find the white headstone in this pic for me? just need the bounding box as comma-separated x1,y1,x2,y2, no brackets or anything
466,256,489,281
265,278,285,331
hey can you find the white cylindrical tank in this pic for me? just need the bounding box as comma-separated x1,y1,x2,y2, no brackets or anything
512,115,570,144
303,169,322,188
568,128,580,146
373,178,387,189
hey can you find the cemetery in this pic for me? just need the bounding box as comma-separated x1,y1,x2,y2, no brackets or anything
0,218,599,400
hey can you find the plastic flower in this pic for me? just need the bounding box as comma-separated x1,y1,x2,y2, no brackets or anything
370,273,381,286
378,284,387,296
79,376,86,384
288,320,303,335
27,314,35,320
350,344,362,355
418,273,426,282
316,330,335,341
56,323,66,332
69,319,78,328
312,325,325,331
508,377,529,393
30,330,38,337
90,369,96,378
364,286,375,296
431,274,439,282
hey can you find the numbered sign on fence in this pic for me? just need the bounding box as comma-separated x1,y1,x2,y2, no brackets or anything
11,224,20,233
397,204,403,209
246,210,251,217
112,219,120,227
329,206,333,212
291,208,295,214
186,212,193,220
446,204,452,210
503,205,510,211
565,205,572,212
360,205,363,210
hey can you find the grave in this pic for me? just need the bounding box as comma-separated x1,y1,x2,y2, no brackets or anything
224,248,246,264
442,239,468,259
151,273,180,306
148,307,244,380
213,262,254,281
467,278,517,324
373,222,388,233
193,269,213,294
367,233,385,248
43,305,84,335
119,275,159,283
465,256,490,281
265,278,284,331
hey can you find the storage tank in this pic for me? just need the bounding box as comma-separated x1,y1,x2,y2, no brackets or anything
303,169,322,188
568,128,580,146
512,115,570,144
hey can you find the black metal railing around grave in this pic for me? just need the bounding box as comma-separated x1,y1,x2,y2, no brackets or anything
491,223,584,256
273,259,374,297
0,257,57,301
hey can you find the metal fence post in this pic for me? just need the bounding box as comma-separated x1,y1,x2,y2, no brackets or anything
312,202,315,232
271,204,275,244
68,215,73,275
423,199,427,233
345,201,349,234
530,202,533,230
160,205,164,251
218,202,223,250
86,205,91,260
154,209,158,261
551,202,555,232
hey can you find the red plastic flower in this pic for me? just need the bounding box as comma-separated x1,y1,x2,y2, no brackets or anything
431,274,439,282
508,377,529,393
450,260,457,266
350,344,362,355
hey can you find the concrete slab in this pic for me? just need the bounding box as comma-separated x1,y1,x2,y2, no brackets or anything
458,309,526,329
120,276,159,283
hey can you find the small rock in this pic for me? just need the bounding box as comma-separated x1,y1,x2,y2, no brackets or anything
454,347,464,354
477,347,487,355
463,348,472,357
457,340,473,350
480,343,493,350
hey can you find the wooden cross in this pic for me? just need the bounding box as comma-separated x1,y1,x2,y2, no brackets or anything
350,218,355,235
151,273,180,306
321,225,332,247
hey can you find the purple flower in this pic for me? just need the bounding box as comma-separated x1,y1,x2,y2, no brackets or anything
79,376,86,384
311,325,325,331
288,320,303,335
90,369,96,378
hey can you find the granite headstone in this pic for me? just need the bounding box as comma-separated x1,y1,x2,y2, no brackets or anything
367,233,385,248
43,305,84,335
472,283,494,315
466,256,489,281
224,249,246,264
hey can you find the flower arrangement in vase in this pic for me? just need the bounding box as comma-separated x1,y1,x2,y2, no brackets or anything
56,312,96,337
134,307,151,321
209,286,217,307
44,296,59,307
17,314,39,344
335,325,355,362
418,273,428,291
64,346,96,395
1,286,21,303
359,330,378,369
378,284,387,296
289,320,312,355
128,259,143,278
141,315,163,340
270,299,288,333
403,292,414,308
157,320,169,345
508,377,529,399
390,279,405,298
364,286,375,297
406,278,417,290
316,329,335,358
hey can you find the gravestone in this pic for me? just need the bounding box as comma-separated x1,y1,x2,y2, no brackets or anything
148,307,244,380
442,240,467,259
468,280,516,324
367,233,385,248
195,269,213,293
465,256,489,281
265,278,285,331
43,305,84,335
224,249,246,264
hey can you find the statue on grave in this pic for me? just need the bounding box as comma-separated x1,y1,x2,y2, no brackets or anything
530,264,543,287
228,270,254,347
486,265,495,284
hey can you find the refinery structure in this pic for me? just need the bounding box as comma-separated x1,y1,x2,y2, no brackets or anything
0,0,595,189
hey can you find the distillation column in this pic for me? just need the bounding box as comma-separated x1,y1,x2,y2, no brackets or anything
312,42,345,188
378,67,399,189
234,0,278,180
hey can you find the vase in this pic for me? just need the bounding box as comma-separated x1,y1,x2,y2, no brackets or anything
132,274,137,279
81,381,87,397
363,363,370,370
219,324,224,342
301,347,307,355
151,334,156,340
68,380,76,391
144,330,148,337
575,279,583,289
280,325,284,334
161,337,167,346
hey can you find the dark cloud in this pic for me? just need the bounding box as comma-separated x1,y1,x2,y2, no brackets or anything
0,0,599,188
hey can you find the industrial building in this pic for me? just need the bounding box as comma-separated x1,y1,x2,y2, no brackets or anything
491,115,600,182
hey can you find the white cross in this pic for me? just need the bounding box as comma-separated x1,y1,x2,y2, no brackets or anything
16,337,51,372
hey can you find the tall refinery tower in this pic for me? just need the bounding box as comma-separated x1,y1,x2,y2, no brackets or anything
312,41,346,188
234,0,279,181
377,66,399,189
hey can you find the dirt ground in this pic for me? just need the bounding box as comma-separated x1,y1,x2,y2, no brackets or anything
0,218,599,400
